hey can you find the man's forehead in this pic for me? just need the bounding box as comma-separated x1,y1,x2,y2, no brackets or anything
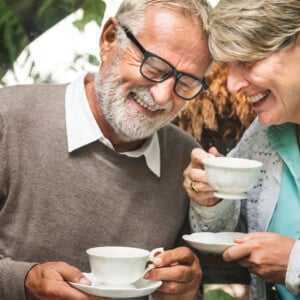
141,6,204,44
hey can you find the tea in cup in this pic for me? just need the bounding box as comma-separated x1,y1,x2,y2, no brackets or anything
86,246,163,287
202,156,263,200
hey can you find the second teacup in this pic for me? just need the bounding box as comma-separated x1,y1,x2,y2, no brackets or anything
202,156,263,199
86,246,163,287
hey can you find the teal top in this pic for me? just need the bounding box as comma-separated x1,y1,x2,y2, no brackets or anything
267,123,300,299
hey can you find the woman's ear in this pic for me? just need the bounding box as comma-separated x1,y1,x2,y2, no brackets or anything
100,17,119,62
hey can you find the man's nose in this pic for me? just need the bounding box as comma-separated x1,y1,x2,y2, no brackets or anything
149,77,175,106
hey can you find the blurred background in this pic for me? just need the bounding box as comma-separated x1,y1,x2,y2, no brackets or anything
0,0,219,86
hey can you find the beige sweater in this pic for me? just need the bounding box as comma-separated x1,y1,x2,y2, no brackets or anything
0,84,199,300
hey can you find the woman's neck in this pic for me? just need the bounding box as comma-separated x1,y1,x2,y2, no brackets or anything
297,124,300,149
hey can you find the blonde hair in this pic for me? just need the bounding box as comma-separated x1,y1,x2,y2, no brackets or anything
209,0,300,62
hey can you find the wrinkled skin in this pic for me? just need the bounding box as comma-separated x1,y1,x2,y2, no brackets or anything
25,262,109,300
223,232,295,283
146,247,202,300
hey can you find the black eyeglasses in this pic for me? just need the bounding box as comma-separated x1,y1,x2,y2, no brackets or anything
121,26,208,101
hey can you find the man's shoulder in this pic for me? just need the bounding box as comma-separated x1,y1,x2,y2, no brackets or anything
160,123,199,142
0,83,68,127
0,83,67,111
158,123,200,152
0,83,67,99
158,123,200,170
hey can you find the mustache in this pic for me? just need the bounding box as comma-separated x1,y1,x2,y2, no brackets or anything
129,87,173,111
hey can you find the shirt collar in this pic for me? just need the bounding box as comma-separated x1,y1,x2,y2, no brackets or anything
65,73,161,177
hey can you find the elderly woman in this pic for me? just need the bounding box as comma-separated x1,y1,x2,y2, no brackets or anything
183,0,300,299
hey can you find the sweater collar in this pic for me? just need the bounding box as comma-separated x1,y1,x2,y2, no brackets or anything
65,73,161,177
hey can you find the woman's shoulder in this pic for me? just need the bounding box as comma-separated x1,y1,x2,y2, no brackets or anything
229,118,272,159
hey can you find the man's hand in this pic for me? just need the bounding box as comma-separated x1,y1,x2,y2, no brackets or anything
25,261,110,300
144,247,202,300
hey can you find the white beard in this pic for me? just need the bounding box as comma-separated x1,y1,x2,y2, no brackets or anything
94,58,178,142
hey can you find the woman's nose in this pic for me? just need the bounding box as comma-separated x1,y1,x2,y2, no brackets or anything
226,63,250,94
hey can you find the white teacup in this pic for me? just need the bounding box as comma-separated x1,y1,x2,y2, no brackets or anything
86,246,163,287
202,156,263,200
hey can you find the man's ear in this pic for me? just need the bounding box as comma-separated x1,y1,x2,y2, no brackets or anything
100,17,119,62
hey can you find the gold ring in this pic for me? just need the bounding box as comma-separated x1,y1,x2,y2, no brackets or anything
190,181,198,192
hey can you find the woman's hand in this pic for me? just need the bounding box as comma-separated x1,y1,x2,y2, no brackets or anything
183,147,221,207
223,232,296,283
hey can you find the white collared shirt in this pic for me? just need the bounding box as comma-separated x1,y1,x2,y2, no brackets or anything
65,73,161,177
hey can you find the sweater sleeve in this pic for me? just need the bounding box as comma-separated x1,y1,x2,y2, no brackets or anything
0,257,36,299
0,110,37,299
189,199,240,233
285,240,300,295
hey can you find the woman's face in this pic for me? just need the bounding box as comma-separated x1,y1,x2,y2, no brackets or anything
226,33,300,126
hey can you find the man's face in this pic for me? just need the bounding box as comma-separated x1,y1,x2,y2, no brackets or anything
95,6,212,142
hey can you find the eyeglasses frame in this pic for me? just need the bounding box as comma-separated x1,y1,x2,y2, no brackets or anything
121,26,208,101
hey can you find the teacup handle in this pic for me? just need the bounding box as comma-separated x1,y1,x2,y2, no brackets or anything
143,247,164,276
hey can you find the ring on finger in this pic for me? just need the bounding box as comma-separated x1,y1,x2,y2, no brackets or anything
190,181,199,193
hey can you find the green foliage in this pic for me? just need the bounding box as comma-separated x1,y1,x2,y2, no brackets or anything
0,0,106,84
88,54,100,66
205,289,238,300
35,0,84,33
0,0,29,79
73,0,106,31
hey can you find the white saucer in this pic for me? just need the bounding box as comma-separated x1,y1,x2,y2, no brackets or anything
69,272,162,298
183,232,246,254
213,191,247,200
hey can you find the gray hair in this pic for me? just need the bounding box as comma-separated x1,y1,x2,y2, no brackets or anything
209,0,300,62
116,0,212,35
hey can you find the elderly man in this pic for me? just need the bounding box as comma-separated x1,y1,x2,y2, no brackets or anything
0,0,212,299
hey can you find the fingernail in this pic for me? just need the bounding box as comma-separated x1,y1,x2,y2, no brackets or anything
153,257,163,266
79,277,91,285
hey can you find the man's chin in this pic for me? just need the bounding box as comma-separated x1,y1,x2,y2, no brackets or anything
117,128,157,142
118,133,152,142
